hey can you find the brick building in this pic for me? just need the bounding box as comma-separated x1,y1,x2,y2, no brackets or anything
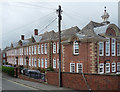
4,8,120,74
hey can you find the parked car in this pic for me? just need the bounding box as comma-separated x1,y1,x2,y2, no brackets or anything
21,68,29,75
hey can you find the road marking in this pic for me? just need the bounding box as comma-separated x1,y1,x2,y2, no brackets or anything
2,78,38,90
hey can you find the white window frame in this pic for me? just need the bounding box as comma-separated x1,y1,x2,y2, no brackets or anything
77,63,83,73
99,42,104,56
27,47,29,55
57,42,59,53
29,58,31,66
32,58,34,66
29,46,31,55
41,44,44,54
32,46,34,55
34,45,36,54
112,63,116,72
53,58,56,68
38,45,40,54
41,58,44,68
106,63,110,73
99,63,104,74
38,59,40,67
34,58,37,67
105,38,110,56
112,38,116,56
70,63,75,72
73,41,79,55
45,58,47,68
117,43,120,56
53,43,56,54
45,43,47,54
117,62,120,72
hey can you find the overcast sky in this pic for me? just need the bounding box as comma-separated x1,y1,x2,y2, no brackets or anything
0,0,119,49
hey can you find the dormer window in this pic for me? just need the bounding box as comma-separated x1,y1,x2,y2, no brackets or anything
73,41,79,55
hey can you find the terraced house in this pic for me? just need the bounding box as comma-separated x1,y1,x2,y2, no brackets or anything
5,9,120,74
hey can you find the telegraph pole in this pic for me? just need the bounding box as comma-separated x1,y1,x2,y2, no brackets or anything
56,5,63,87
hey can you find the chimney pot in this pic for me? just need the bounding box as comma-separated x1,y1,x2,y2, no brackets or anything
21,35,24,40
34,29,38,35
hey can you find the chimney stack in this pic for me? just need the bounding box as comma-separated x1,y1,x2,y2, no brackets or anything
21,35,24,40
34,29,38,35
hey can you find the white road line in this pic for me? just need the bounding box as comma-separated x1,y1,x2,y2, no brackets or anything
3,78,38,90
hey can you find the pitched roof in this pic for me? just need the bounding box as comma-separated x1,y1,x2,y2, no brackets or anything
77,21,108,42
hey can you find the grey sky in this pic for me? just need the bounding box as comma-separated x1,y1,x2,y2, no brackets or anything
0,0,119,49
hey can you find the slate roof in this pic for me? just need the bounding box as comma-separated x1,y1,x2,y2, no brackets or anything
76,21,109,42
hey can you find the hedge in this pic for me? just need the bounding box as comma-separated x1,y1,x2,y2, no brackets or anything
2,66,14,77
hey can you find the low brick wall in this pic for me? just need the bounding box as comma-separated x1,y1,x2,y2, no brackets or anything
19,74,44,83
46,71,120,90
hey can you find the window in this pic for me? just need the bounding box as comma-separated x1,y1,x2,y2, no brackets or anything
112,63,116,72
38,59,40,67
99,42,104,56
24,48,26,55
45,44,47,54
53,58,56,68
29,58,31,66
53,43,56,53
41,58,44,68
57,42,59,53
27,47,28,55
41,44,44,54
77,63,83,73
106,38,110,56
34,45,36,54
32,46,34,55
117,62,120,71
34,58,37,67
29,46,31,55
73,41,79,55
38,45,40,54
117,43,120,56
32,58,34,66
3,53,5,57
45,58,47,68
112,38,116,56
70,63,75,72
99,63,104,74
106,63,110,73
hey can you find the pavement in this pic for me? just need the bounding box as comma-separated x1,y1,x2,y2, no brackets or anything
2,73,74,91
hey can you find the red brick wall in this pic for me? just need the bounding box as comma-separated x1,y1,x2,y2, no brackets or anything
63,42,91,73
46,71,120,90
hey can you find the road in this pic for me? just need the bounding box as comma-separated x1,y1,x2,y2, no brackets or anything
2,78,38,90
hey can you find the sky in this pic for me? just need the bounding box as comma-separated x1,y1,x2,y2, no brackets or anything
0,0,119,50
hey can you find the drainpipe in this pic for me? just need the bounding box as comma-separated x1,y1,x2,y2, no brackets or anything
82,72,91,91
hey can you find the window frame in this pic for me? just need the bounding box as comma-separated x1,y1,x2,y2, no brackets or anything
53,58,56,68
111,38,116,56
45,58,47,68
99,42,104,56
73,41,79,55
41,44,44,54
41,58,44,68
44,43,47,54
117,62,120,72
70,63,75,72
77,63,83,73
112,62,116,72
99,63,104,74
105,38,110,56
117,43,120,56
106,63,110,73
53,43,56,54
